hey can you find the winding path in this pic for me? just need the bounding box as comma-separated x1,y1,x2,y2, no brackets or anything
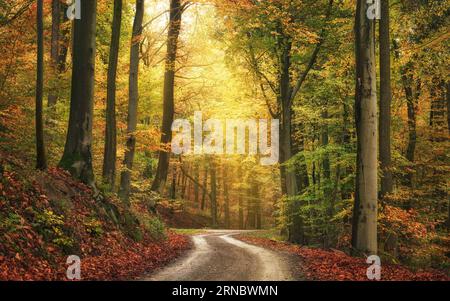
145,230,302,281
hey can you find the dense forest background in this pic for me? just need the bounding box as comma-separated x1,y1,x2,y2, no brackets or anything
0,0,449,279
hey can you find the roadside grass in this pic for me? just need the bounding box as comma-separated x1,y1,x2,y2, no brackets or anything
239,229,286,242
170,228,207,236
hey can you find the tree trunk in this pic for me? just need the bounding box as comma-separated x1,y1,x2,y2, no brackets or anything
170,165,177,199
48,0,60,107
400,66,420,187
59,0,97,186
102,0,122,189
429,79,447,141
194,163,200,207
238,166,244,229
36,0,47,170
118,0,144,202
379,0,393,199
351,0,378,255
210,159,218,228
447,82,450,230
446,82,450,136
223,167,230,229
277,35,302,243
152,0,185,192
58,3,70,74
201,165,208,210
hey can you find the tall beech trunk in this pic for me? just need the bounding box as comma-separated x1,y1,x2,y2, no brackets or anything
152,0,184,192
379,0,393,198
59,0,97,186
36,0,47,170
102,0,123,189
351,0,378,255
119,0,144,202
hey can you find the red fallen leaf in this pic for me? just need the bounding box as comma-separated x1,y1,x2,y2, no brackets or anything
15,253,21,260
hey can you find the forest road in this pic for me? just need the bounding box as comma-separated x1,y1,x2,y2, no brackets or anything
144,230,302,281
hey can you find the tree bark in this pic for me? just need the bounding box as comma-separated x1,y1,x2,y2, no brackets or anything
201,165,208,210
36,0,47,170
151,0,185,192
379,0,393,198
210,159,218,228
223,167,230,229
238,165,244,229
59,0,97,186
351,0,378,255
194,163,200,207
48,0,60,107
400,66,420,187
119,0,144,202
103,0,123,189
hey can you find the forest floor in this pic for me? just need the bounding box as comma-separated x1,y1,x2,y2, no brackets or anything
0,150,191,280
236,232,450,281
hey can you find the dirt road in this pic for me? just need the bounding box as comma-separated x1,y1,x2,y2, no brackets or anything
145,230,302,281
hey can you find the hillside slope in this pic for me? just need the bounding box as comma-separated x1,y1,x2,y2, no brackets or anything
0,151,190,280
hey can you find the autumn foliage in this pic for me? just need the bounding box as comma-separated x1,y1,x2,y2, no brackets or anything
238,236,449,281
0,151,190,281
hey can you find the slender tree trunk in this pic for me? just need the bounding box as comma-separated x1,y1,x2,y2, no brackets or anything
446,82,450,136
48,0,60,107
170,165,177,199
201,165,208,210
58,3,70,74
210,159,217,228
36,0,47,170
103,0,122,189
238,166,244,229
194,163,200,207
447,82,450,230
351,0,378,255
429,79,447,141
322,109,333,246
59,0,97,186
152,0,185,192
400,67,419,187
223,168,230,229
119,0,144,202
379,0,393,198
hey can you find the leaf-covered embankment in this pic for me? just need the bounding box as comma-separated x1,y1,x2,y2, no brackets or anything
237,235,449,281
0,151,191,280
